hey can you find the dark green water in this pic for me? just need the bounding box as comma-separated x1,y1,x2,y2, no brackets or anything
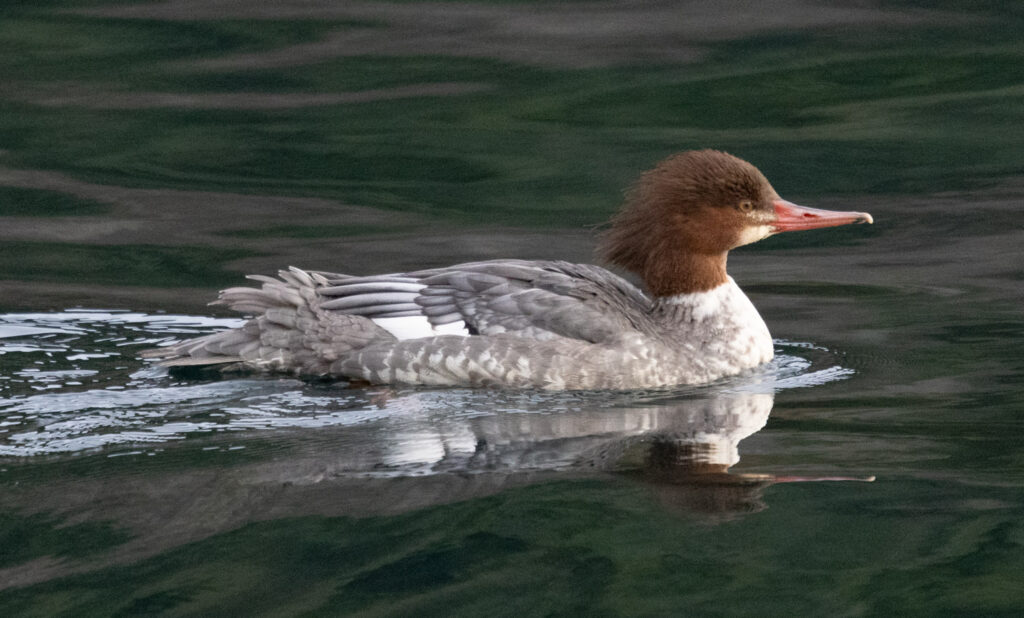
2,1,1024,615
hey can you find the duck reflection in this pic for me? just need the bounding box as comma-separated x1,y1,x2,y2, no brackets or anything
353,390,863,517
585,394,779,516
232,387,871,518
0,387,871,589
336,390,773,473
212,387,869,516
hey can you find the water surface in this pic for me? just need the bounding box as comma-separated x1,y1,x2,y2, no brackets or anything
2,1,1024,615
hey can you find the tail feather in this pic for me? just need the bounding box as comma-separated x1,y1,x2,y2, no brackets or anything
141,267,394,374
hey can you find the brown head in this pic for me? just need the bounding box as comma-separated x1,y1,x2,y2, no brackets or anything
598,150,872,297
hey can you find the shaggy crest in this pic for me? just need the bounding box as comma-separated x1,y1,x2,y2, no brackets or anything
598,150,778,296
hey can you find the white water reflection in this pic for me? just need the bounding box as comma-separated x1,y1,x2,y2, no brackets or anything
0,311,852,461
0,310,870,590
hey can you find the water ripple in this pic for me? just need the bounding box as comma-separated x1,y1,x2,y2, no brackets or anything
0,311,853,458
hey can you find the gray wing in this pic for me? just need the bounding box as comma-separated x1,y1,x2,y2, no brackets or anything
314,259,654,344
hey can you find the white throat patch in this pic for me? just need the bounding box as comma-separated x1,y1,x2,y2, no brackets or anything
734,224,773,248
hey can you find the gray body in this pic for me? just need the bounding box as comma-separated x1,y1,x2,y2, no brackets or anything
143,260,774,390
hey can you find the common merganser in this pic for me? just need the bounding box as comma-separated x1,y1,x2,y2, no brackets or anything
143,150,872,389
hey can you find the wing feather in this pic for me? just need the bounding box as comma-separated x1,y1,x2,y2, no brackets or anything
320,292,420,311
314,259,652,343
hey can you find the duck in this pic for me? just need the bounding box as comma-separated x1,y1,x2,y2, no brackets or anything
142,149,872,389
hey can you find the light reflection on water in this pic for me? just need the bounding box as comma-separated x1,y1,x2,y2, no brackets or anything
0,311,879,596
0,310,851,463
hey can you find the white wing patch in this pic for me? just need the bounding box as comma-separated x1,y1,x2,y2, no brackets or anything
372,316,469,340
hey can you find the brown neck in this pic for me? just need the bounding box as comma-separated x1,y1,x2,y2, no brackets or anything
644,250,729,297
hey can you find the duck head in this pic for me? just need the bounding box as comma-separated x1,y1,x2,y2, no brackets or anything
599,149,872,297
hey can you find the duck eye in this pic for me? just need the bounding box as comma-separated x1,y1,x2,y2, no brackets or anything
738,200,754,213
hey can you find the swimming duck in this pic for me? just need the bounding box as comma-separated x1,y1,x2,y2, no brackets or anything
143,149,872,389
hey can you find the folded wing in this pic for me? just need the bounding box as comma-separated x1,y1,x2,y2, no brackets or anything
315,259,653,344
